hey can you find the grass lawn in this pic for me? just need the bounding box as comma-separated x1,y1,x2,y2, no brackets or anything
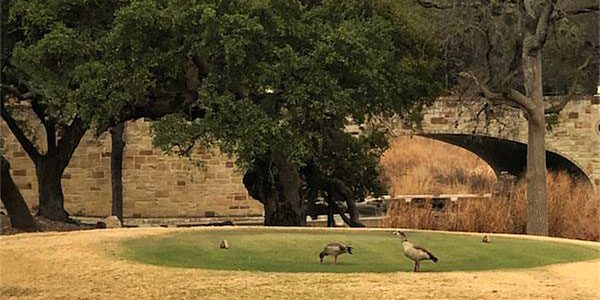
119,228,599,273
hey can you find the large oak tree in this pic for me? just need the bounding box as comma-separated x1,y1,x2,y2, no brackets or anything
152,0,441,225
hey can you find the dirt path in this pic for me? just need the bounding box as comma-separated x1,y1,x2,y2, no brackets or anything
1,227,599,300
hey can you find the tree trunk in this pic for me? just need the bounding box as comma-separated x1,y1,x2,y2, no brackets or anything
243,152,306,226
327,198,335,227
110,123,125,222
0,155,38,231
328,178,365,227
267,151,306,226
35,156,69,222
523,52,549,236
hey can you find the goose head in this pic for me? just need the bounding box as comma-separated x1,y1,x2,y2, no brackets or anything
392,230,408,242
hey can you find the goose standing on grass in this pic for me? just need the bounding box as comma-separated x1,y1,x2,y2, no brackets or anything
319,242,353,265
393,231,438,272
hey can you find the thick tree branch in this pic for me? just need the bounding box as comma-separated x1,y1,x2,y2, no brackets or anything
29,98,49,126
460,71,534,113
523,0,557,55
57,116,88,170
0,101,41,162
523,0,538,20
45,122,57,154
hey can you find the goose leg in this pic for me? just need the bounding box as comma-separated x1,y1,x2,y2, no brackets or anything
416,261,420,272
333,255,337,265
413,261,417,272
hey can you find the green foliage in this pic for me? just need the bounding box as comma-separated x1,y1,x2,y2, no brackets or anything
151,114,212,155
307,128,391,199
151,0,441,169
7,0,121,124
120,229,600,273
7,0,441,205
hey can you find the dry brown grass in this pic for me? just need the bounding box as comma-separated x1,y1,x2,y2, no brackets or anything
1,228,599,300
381,137,599,241
380,136,496,194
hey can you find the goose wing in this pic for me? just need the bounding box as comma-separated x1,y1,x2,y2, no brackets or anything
413,245,438,262
326,241,347,251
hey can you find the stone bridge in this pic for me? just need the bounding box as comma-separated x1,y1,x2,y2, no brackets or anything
379,95,600,189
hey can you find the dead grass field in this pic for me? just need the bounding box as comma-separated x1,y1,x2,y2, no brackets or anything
1,227,599,300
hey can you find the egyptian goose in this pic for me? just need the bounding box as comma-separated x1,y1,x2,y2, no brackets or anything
393,231,438,272
482,235,491,243
319,242,353,265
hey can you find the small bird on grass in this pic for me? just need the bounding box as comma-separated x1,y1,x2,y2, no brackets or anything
482,235,491,243
319,242,353,265
393,231,438,272
219,240,229,249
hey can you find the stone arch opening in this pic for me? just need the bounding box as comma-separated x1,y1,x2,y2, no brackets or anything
419,133,592,187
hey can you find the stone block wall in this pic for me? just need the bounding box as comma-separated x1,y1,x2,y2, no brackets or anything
0,118,263,218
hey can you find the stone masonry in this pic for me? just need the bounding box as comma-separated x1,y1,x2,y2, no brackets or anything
0,119,262,218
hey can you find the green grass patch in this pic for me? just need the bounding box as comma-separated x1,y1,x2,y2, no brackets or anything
119,229,599,273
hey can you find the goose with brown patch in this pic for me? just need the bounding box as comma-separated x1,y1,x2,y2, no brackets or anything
393,231,438,272
319,242,353,265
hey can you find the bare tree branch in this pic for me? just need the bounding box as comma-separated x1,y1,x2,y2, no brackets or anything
552,4,599,22
483,28,495,83
555,5,599,19
566,5,599,15
0,101,41,162
545,52,594,115
460,71,534,113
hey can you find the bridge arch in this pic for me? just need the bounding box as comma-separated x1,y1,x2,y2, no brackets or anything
419,134,593,187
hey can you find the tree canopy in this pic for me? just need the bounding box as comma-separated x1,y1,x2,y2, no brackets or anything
151,0,441,225
3,0,441,225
